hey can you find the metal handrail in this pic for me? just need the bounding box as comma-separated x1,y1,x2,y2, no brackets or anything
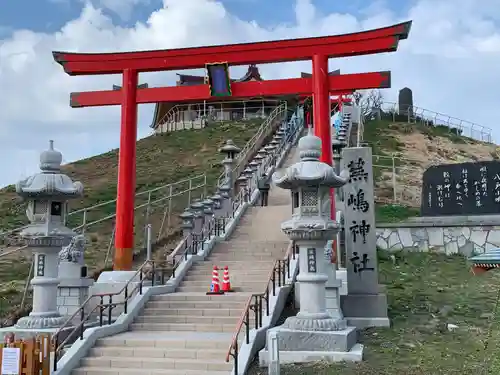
225,241,296,371
375,101,493,142
155,99,283,131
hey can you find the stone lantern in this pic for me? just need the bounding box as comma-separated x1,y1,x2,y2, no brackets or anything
190,200,205,238
219,140,241,200
243,167,254,201
202,198,214,231
236,174,248,201
261,129,362,364
210,193,223,217
179,208,194,238
15,140,83,329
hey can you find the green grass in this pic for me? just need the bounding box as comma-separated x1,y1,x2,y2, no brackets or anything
247,251,500,375
375,204,420,223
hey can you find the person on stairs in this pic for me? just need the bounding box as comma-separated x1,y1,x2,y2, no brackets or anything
258,173,271,206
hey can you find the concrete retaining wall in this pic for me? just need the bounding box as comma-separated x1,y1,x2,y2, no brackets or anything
376,214,500,255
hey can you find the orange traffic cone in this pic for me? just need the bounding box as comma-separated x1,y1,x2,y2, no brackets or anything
207,266,224,295
222,265,233,292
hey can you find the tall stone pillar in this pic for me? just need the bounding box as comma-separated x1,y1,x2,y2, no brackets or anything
15,140,84,329
260,129,363,366
340,147,390,328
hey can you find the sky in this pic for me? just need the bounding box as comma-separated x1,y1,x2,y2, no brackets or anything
0,0,499,187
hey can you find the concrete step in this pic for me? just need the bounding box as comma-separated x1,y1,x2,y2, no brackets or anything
215,241,288,249
178,281,267,289
182,273,269,281
134,315,240,325
148,294,250,302
89,346,228,360
176,285,264,293
140,307,251,317
206,254,279,261
189,264,274,273
72,367,230,375
146,300,246,310
80,356,233,371
95,336,232,350
188,265,273,273
190,260,273,268
129,322,236,332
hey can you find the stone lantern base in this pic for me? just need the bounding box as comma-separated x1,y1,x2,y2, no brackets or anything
259,324,363,366
15,314,66,330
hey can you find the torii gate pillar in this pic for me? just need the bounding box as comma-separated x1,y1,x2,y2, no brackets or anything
115,69,139,270
312,54,332,165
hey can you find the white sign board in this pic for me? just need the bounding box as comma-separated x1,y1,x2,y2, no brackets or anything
1,347,21,375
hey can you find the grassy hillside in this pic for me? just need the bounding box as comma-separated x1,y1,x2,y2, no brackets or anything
365,119,497,222
0,119,264,322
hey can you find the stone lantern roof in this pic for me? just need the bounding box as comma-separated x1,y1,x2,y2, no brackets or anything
219,139,241,156
16,140,84,200
273,129,349,190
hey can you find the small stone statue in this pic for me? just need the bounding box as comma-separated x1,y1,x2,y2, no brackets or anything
58,234,86,264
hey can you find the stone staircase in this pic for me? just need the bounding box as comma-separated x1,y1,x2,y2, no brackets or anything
71,148,297,375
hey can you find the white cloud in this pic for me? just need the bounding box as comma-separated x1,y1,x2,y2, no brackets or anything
0,0,499,187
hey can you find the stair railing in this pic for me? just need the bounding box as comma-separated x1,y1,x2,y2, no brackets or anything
225,241,297,374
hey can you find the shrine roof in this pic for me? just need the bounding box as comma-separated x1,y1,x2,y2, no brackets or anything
177,64,263,85
300,69,340,78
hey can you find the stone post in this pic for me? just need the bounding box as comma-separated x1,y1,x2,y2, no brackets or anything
15,140,84,329
260,129,362,365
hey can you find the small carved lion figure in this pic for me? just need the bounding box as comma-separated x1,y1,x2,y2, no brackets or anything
58,234,86,263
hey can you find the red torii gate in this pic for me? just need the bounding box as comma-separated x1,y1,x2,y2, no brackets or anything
52,21,411,271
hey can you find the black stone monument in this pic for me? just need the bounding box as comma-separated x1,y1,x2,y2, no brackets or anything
421,161,500,216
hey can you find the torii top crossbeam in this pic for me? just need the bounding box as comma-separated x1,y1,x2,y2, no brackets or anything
51,21,412,272
53,22,411,75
